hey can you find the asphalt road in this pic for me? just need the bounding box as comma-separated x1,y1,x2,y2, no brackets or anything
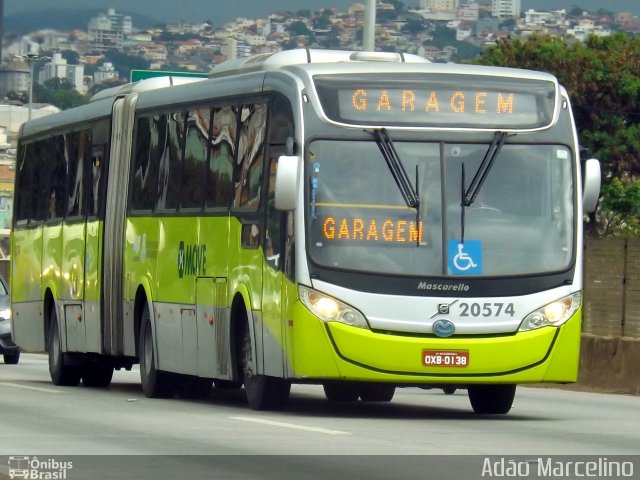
0,354,638,479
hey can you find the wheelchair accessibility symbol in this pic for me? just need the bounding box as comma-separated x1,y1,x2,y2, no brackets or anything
448,240,482,275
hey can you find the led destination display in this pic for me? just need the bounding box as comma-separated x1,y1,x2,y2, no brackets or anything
314,73,557,130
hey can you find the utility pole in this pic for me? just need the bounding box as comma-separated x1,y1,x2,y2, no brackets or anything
22,52,49,121
363,0,376,52
24,53,38,121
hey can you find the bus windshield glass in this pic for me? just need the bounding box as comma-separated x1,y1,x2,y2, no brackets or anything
307,139,574,277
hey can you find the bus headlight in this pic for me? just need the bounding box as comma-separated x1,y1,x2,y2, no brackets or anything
299,285,369,329
519,292,581,331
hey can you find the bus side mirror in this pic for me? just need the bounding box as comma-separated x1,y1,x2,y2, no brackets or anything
274,155,300,211
582,158,601,214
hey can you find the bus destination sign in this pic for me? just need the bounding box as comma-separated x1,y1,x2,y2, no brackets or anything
314,73,557,130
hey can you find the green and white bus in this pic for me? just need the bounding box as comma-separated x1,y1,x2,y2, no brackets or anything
11,49,601,413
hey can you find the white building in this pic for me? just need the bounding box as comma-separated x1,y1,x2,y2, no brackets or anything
459,2,480,21
0,103,60,137
420,0,459,12
492,0,521,18
93,62,119,85
88,8,133,50
524,9,566,26
39,52,85,94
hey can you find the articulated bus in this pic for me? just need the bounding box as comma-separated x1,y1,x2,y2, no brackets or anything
11,49,601,413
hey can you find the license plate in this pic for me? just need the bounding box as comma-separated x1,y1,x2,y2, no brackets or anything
422,350,469,367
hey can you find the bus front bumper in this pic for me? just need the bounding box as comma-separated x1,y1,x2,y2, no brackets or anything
289,303,581,384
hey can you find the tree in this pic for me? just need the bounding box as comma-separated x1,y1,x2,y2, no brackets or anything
42,77,88,109
289,21,311,37
599,178,640,236
472,33,640,235
103,49,151,81
401,20,425,36
473,33,640,180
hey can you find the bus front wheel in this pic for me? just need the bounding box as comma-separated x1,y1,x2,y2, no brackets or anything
139,304,177,398
468,384,516,414
241,327,290,410
359,383,396,402
47,308,81,386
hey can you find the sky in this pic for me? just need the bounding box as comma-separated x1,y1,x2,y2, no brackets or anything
5,0,640,27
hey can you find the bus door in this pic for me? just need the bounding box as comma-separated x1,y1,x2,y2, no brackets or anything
83,124,108,354
260,153,288,378
196,104,235,379
61,130,89,353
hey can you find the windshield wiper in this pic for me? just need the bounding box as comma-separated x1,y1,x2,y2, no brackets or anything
462,131,507,207
459,132,508,244
372,128,420,210
372,128,421,246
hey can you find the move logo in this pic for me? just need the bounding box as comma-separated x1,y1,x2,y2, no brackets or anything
178,241,207,278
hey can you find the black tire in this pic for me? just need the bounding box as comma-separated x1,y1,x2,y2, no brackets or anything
468,384,516,414
139,304,177,398
82,366,114,388
3,351,20,365
48,308,81,386
241,326,290,410
323,381,360,402
359,383,396,402
442,386,457,395
178,375,212,399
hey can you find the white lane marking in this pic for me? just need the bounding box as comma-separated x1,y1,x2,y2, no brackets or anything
0,382,65,394
231,416,350,435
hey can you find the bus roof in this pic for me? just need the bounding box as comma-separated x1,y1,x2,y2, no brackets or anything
208,49,430,79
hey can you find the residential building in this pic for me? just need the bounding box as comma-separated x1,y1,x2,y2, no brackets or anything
459,2,480,22
38,52,85,93
421,0,459,12
492,0,521,19
0,58,29,98
88,8,133,50
93,62,119,84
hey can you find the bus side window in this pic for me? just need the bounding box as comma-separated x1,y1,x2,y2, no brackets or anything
33,138,52,222
265,94,295,274
48,135,66,221
234,102,267,209
130,116,157,212
156,112,183,212
207,105,237,209
66,130,86,219
89,119,109,218
181,107,211,210
14,144,32,224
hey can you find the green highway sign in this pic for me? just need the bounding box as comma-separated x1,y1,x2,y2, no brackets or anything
130,69,208,82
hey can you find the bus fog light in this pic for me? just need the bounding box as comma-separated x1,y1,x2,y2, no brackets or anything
299,285,369,329
519,292,581,332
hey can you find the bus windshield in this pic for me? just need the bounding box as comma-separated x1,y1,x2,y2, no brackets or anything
307,139,574,277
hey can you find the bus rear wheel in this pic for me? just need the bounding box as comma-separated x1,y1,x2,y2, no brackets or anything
241,327,290,410
82,366,114,388
48,307,81,386
139,304,177,398
468,384,516,414
3,352,20,365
